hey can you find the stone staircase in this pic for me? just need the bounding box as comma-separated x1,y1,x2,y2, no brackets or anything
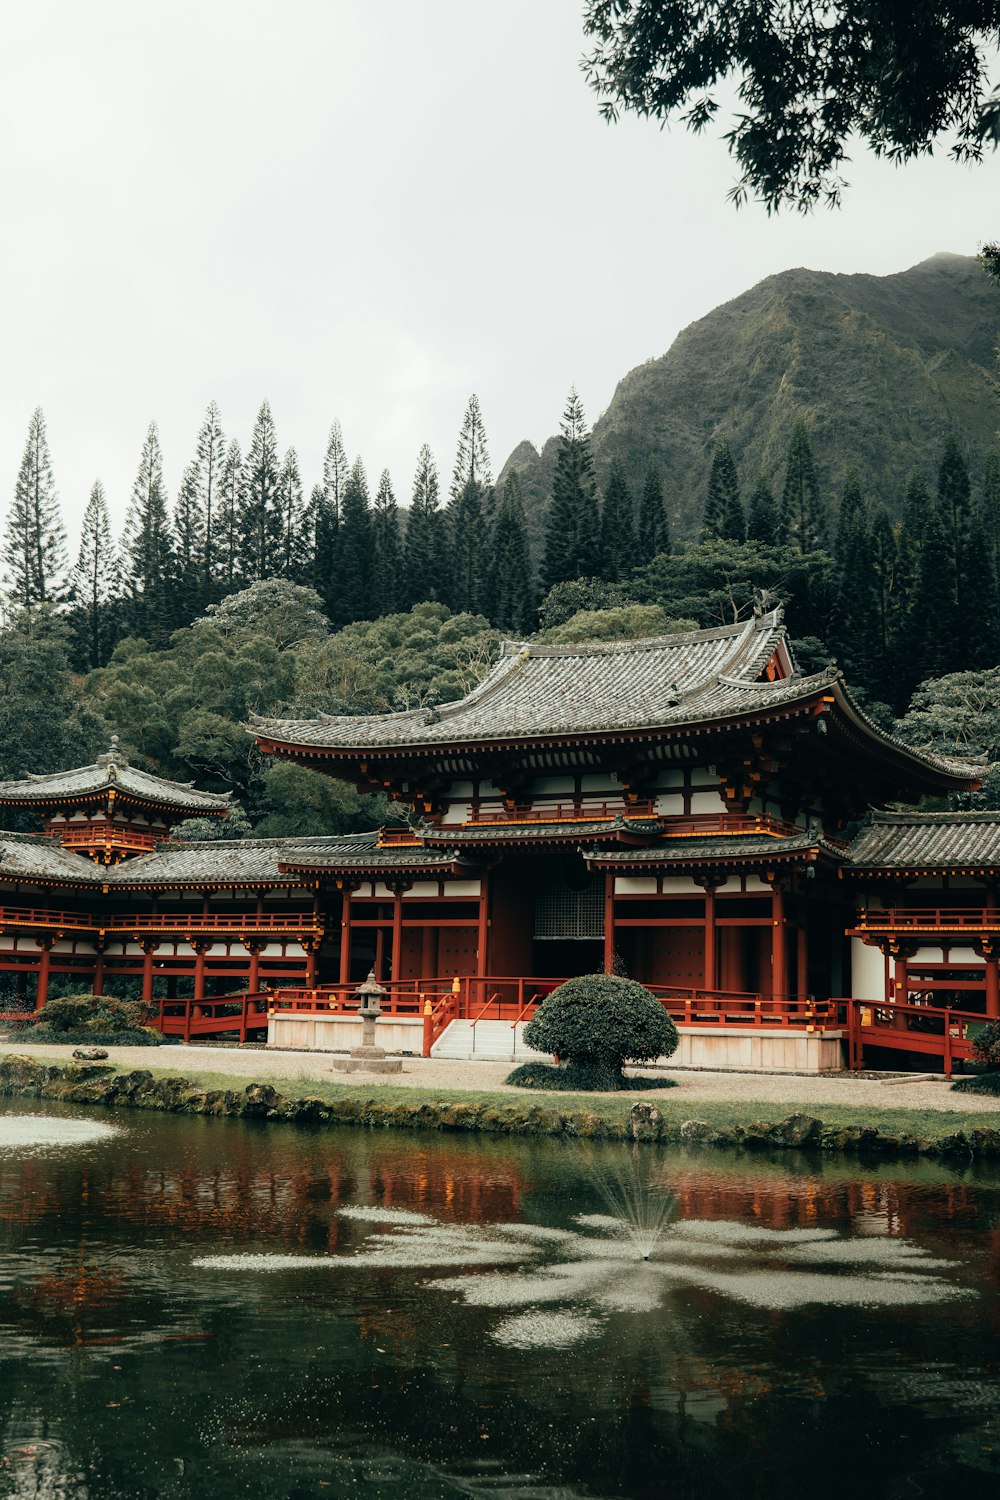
430,1019,549,1062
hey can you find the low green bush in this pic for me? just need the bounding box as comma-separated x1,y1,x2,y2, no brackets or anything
971,1019,1000,1070
523,973,678,1087
506,1060,676,1092
952,1072,1000,1095
26,994,161,1045
25,1027,162,1046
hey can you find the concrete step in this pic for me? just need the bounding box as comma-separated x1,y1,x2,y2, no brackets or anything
430,1018,548,1062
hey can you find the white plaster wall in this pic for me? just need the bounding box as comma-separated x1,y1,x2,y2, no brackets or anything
660,876,699,893
446,881,481,898
851,938,885,1002
690,789,726,813
615,877,658,895
404,882,440,899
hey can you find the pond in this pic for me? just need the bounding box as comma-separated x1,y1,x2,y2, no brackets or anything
1,1104,999,1499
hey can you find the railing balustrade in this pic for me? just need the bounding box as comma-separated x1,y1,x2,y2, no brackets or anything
852,906,1000,932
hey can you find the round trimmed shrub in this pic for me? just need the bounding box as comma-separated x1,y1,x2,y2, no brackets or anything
522,973,678,1088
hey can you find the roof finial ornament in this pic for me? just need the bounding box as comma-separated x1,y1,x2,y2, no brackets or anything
753,586,777,619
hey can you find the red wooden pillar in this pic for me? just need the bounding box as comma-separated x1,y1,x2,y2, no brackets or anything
477,873,489,977
603,872,615,974
391,888,404,981
374,923,386,978
770,882,786,1003
305,942,318,988
702,882,717,992
893,953,909,1029
92,947,105,997
141,943,155,1009
248,943,261,995
986,956,1000,1018
193,944,207,1003
338,885,352,985
35,941,53,1011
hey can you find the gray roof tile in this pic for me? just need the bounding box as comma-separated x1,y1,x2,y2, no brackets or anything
847,811,1000,870
0,743,230,814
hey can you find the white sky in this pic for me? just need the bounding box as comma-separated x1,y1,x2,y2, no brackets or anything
1,0,997,549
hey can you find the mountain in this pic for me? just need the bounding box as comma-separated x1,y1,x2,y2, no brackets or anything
502,253,1000,553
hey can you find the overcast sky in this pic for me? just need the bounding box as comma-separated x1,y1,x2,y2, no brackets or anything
2,0,997,547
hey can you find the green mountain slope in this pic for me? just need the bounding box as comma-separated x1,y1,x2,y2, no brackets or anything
503,253,1000,552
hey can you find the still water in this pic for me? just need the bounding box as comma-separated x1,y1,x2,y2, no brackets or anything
1,1104,1000,1500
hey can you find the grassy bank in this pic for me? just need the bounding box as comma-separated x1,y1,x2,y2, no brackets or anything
4,1052,1000,1156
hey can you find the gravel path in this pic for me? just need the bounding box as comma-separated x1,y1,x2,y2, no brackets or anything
1,1040,996,1114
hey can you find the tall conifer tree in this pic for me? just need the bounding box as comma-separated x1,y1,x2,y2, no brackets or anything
542,388,600,589
869,504,900,702
333,458,372,625
216,440,243,597
937,432,972,604
314,420,349,612
4,407,68,608
372,469,403,614
172,461,207,621
122,421,174,642
745,473,779,545
489,471,536,634
599,459,636,581
637,458,670,556
831,472,879,685
981,449,1000,584
447,395,493,613
782,419,826,552
71,480,118,669
193,401,226,600
276,447,306,580
703,439,743,540
404,444,446,607
908,500,961,686
238,401,281,580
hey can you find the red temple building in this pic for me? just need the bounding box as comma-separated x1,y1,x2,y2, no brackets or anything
0,608,993,1072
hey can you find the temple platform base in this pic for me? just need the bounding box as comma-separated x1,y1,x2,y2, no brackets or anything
673,1026,845,1073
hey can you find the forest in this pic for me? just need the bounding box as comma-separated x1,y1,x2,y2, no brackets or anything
4,316,1000,836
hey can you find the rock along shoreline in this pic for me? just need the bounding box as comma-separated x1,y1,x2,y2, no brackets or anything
3,1054,1000,1158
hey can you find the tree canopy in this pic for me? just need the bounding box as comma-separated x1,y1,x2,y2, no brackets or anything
582,1,1000,211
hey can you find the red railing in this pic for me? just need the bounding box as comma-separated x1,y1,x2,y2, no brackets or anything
660,812,812,840
0,905,322,937
0,904,98,932
852,907,1000,933
466,798,657,825
837,995,987,1078
56,827,160,854
157,991,271,1043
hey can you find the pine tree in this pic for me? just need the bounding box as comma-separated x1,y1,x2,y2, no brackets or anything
71,480,118,669
938,432,972,605
869,504,900,703
238,401,281,580
831,472,879,685
193,401,226,601
314,421,349,613
489,472,536,634
447,395,493,612
782,419,826,552
908,500,962,685
962,503,1000,668
4,407,68,608
637,458,670,557
542,388,601,589
122,421,174,643
275,447,307,580
404,443,447,606
981,449,1000,584
703,439,743,540
333,458,372,625
745,472,779,545
172,461,207,621
216,440,243,597
599,459,636,581
896,468,931,603
372,468,403,614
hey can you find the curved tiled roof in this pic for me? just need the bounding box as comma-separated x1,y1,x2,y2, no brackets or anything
584,831,844,866
847,811,1000,870
252,611,803,749
0,833,104,884
0,741,230,815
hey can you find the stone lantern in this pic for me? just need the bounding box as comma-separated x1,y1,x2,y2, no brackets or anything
331,968,403,1074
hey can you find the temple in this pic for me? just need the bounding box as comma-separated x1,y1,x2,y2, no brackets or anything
0,607,993,1072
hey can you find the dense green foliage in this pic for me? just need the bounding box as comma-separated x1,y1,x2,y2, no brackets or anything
582,1,1000,211
523,974,679,1087
26,994,161,1045
971,1020,1000,1070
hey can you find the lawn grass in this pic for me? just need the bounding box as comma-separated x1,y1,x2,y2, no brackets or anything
90,1056,1000,1141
